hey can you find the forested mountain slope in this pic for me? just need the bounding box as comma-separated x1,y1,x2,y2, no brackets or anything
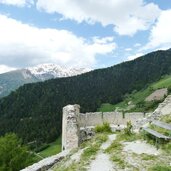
0,64,89,98
0,49,171,146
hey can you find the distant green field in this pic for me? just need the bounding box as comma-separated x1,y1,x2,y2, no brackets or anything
38,137,61,158
98,75,171,112
152,75,171,89
98,88,152,112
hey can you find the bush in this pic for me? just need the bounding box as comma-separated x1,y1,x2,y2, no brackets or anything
0,133,32,171
94,122,111,133
123,121,133,136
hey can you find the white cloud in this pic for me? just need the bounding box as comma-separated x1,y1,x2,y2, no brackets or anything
144,10,171,50
125,48,132,51
0,14,116,69
0,65,16,74
127,53,144,61
0,0,34,7
36,0,161,36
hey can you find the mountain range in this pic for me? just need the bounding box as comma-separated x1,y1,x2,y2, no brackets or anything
0,49,171,147
0,64,90,98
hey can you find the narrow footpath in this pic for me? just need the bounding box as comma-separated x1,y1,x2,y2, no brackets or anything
88,134,116,171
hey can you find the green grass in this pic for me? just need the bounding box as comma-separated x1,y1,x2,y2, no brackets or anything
98,75,171,112
94,122,112,133
150,124,171,136
105,140,127,169
152,75,171,89
148,165,171,171
38,137,61,158
161,114,171,124
141,154,156,161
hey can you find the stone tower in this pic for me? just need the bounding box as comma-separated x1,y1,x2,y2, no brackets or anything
62,104,80,151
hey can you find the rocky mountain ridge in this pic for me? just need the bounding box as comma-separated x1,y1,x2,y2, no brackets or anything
0,64,90,98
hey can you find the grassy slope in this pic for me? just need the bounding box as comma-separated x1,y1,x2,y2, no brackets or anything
98,75,171,112
38,137,61,158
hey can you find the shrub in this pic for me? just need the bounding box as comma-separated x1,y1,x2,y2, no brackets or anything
94,122,111,133
0,133,32,171
123,121,133,136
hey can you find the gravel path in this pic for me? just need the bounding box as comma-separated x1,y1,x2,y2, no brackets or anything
88,134,116,171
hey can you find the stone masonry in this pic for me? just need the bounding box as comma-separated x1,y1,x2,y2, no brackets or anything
62,105,145,151
62,104,80,151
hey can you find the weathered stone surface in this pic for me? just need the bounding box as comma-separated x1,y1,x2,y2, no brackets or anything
85,112,103,126
125,112,144,124
154,95,171,115
62,104,80,151
103,112,123,125
80,127,95,142
79,113,87,127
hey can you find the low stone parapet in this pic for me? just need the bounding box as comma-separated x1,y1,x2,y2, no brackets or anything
20,150,70,171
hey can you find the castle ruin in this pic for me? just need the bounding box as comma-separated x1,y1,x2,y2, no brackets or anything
62,104,147,151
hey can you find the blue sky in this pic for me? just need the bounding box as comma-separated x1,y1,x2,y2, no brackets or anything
0,0,171,73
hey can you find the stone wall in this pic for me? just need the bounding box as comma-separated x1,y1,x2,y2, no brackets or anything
79,111,144,127
62,104,146,151
21,150,70,171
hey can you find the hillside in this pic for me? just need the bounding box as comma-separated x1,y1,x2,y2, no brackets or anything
0,49,171,147
0,69,39,98
98,75,171,112
0,64,89,98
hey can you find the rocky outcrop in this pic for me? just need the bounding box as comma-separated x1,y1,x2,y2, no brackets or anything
135,95,171,130
145,88,168,102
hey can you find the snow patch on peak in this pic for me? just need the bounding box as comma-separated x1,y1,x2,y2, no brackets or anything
27,63,91,81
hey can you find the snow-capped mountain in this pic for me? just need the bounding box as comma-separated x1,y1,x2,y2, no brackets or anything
0,64,90,98
28,63,91,80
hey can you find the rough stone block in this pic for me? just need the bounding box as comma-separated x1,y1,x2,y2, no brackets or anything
103,112,123,125
86,112,103,126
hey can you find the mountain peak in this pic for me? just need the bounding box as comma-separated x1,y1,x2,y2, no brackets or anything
27,63,91,80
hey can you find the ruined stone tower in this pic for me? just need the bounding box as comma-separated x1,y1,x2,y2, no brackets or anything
62,104,80,151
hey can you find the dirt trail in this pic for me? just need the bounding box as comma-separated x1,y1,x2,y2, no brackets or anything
88,134,116,171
